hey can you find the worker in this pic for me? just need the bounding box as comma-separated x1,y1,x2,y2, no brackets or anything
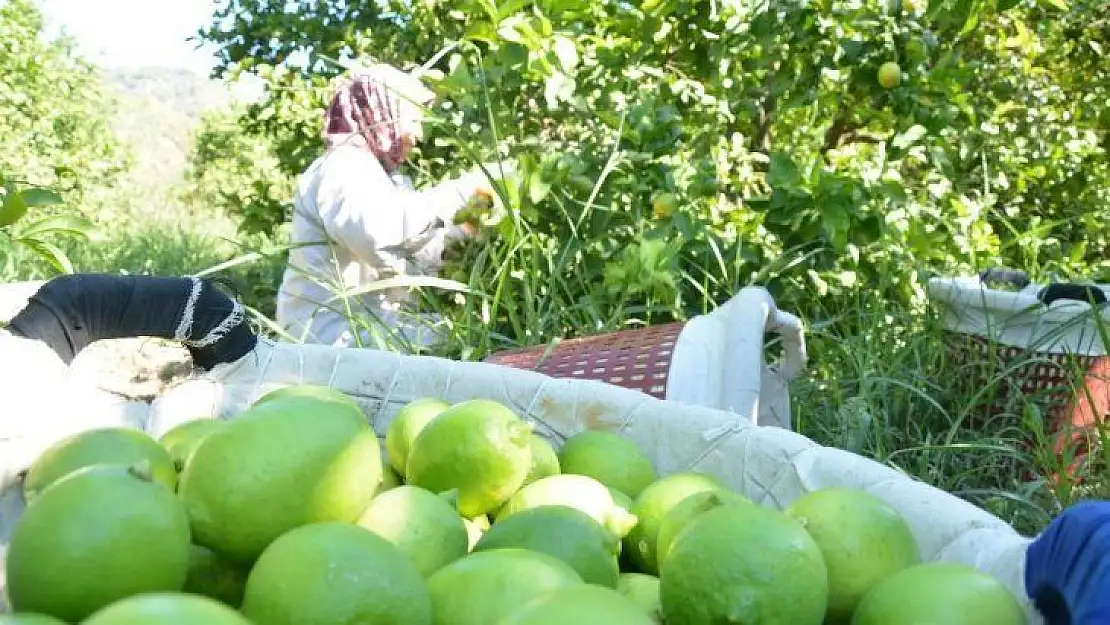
275,62,508,350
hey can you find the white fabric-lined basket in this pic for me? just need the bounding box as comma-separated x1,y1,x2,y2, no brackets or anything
0,332,1040,622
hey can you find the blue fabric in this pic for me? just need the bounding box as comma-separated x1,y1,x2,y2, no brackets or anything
1026,499,1110,625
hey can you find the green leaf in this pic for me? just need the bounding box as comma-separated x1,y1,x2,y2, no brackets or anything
17,238,74,274
0,188,28,228
19,188,64,208
767,152,804,192
1041,0,1067,9
16,214,94,239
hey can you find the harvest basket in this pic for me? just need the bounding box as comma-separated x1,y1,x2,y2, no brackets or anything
0,275,1101,623
483,287,808,430
927,270,1110,482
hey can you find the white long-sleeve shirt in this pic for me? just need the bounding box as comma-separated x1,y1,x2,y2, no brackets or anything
275,145,481,348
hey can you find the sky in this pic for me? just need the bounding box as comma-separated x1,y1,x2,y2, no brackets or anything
37,0,223,75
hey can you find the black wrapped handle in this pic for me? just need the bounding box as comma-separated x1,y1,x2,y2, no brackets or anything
1040,283,1108,307
979,267,1107,307
6,274,257,371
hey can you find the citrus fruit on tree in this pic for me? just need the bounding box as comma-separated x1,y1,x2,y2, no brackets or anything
659,503,828,625
524,433,561,484
651,192,679,219
5,464,191,623
655,488,751,566
182,544,249,608
157,418,227,473
557,429,657,498
623,471,727,574
405,399,533,517
426,548,583,625
496,474,639,539
878,61,902,88
851,562,1026,625
0,614,68,625
240,522,432,625
177,394,382,563
499,584,656,625
22,426,177,501
357,485,470,578
474,504,621,587
82,593,252,625
785,488,921,623
616,573,663,624
386,397,450,475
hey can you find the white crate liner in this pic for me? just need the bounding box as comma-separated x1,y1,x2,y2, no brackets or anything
927,276,1110,356
1,331,1040,622
666,287,806,429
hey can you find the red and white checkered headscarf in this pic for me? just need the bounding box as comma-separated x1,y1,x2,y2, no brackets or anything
322,64,435,173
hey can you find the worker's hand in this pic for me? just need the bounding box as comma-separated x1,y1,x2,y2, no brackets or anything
454,178,501,228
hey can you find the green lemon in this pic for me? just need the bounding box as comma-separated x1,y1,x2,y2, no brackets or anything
22,427,177,501
500,584,656,625
0,614,69,625
182,544,250,609
656,489,751,567
659,503,828,625
558,430,657,499
852,562,1026,625
524,434,561,485
357,485,470,578
623,472,727,575
474,505,620,587
878,61,902,88
496,474,638,539
158,418,227,473
426,548,583,625
177,394,382,564
405,399,533,517
82,593,252,624
386,397,450,475
240,522,432,625
5,464,192,623
785,488,921,623
252,383,364,415
616,573,663,624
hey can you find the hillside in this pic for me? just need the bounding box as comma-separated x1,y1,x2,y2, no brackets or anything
105,66,232,120
100,66,236,196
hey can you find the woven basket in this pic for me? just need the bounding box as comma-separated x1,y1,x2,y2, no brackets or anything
483,323,685,400
947,333,1110,479
929,272,1110,482
483,287,807,428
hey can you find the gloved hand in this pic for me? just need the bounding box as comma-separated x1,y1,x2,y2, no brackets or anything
1025,499,1110,624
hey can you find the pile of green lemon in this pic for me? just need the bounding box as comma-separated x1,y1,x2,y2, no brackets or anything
2,385,1027,624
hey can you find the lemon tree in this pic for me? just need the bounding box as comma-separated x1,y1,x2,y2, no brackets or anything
194,0,1109,337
